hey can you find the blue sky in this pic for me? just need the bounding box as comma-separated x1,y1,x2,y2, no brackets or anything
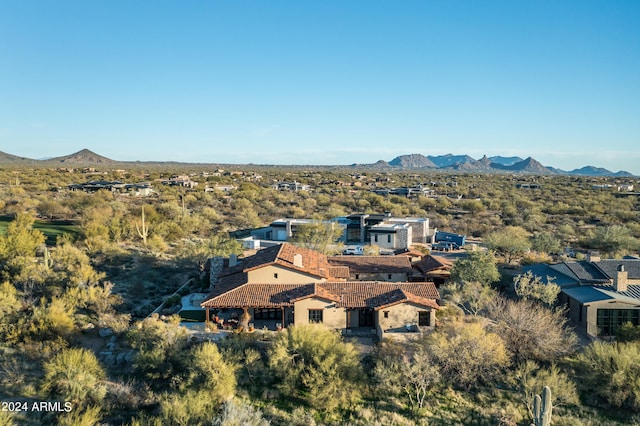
1,1,639,173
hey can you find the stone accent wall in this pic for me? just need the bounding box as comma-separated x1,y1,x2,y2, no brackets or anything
396,227,411,250
209,257,224,288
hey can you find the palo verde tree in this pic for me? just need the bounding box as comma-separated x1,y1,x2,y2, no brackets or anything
268,324,363,413
449,250,500,286
291,221,344,255
485,226,531,264
0,212,46,282
513,271,560,306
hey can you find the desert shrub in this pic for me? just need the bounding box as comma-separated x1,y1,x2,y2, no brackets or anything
212,399,270,426
157,389,217,426
268,324,364,412
42,348,106,406
426,320,509,389
488,297,577,363
189,342,237,402
126,315,190,384
576,341,640,410
56,406,102,426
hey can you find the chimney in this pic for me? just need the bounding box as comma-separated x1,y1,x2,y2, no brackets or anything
587,251,601,262
209,257,224,289
293,253,303,268
614,264,628,292
229,254,238,268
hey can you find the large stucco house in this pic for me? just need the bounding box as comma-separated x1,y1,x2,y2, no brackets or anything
523,256,640,338
201,243,440,339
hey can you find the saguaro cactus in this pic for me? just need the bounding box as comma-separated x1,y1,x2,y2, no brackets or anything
532,386,552,426
136,206,149,246
43,246,53,270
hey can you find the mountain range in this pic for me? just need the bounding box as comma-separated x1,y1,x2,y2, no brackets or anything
0,148,634,177
367,153,633,177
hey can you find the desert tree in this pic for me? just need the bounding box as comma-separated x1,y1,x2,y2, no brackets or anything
425,319,509,389
513,271,560,306
576,341,640,410
268,324,363,412
449,250,500,286
291,221,344,255
373,340,441,412
487,297,577,363
485,226,530,264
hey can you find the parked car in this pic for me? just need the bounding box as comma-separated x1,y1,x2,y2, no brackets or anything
343,246,364,255
432,242,457,251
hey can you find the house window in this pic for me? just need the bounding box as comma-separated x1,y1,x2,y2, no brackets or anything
254,308,281,320
387,274,392,280
383,311,389,318
596,309,640,336
355,274,360,280
387,235,391,243
418,311,431,327
273,273,278,279
374,235,378,242
308,309,323,323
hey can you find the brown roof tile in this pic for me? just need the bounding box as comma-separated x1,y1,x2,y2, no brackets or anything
202,280,440,310
328,256,413,274
414,255,453,274
221,243,338,280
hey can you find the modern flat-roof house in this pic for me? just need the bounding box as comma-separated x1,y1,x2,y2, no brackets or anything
523,257,640,338
249,218,339,242
248,214,430,251
201,243,440,339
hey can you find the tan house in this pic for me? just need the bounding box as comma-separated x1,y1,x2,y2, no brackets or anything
201,243,440,339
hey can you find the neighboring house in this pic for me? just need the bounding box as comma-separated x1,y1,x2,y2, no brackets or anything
248,214,430,250
273,181,311,191
369,222,412,250
341,213,430,247
411,255,453,286
201,243,440,339
250,218,340,242
67,181,153,196
523,258,640,338
161,175,198,188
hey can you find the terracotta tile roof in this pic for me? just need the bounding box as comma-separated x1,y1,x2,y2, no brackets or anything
221,243,338,280
290,282,341,303
329,266,351,279
201,281,440,310
202,284,314,308
413,255,453,274
328,256,413,274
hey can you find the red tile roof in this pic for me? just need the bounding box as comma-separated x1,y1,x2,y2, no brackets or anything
222,243,338,280
328,255,413,274
201,281,440,310
413,255,453,274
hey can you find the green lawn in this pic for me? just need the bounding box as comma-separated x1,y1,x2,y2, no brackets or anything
0,216,81,246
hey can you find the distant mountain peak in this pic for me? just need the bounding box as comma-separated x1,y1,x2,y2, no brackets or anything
427,154,475,168
49,149,115,164
388,153,437,168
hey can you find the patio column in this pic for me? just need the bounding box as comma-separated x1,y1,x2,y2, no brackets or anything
239,307,250,329
205,307,210,323
281,307,285,328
